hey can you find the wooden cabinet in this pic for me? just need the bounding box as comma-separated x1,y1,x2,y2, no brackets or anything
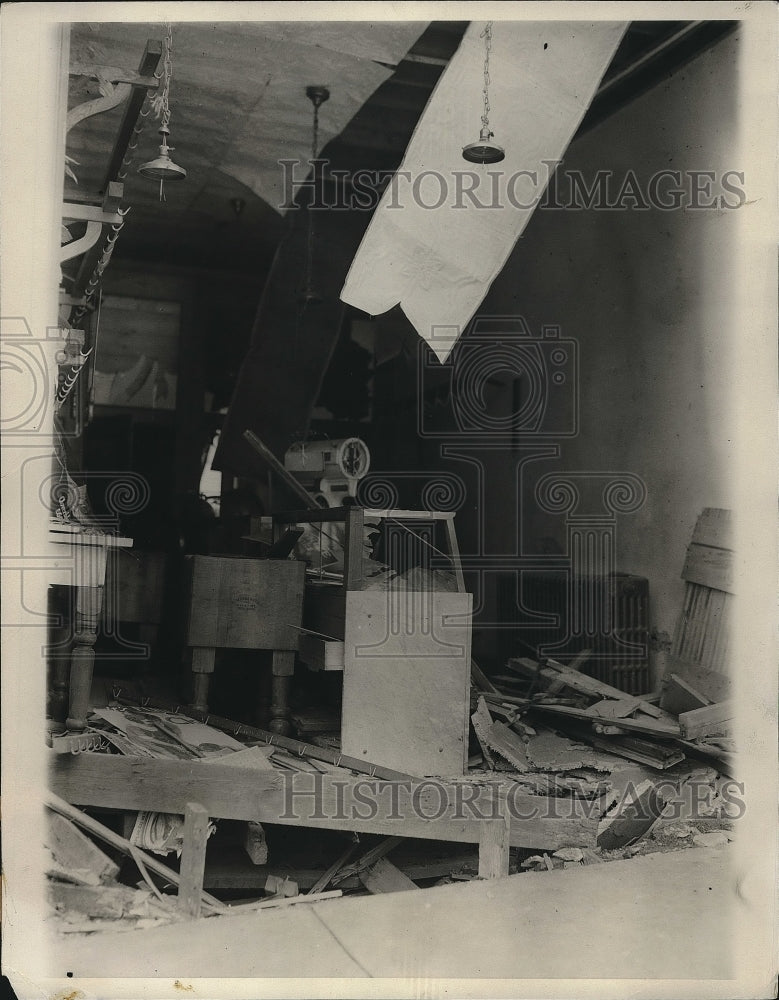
277,507,472,777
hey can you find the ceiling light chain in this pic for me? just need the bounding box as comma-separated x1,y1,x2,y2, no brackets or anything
138,21,187,200
463,21,505,165
480,21,493,136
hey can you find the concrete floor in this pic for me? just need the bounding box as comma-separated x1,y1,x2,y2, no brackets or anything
45,845,736,982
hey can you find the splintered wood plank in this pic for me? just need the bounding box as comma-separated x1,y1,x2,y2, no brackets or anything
678,700,735,739
179,802,210,918
509,657,659,717
471,698,498,769
662,655,732,704
480,720,531,773
185,556,305,649
659,673,713,715
360,857,419,894
45,811,120,884
342,591,472,776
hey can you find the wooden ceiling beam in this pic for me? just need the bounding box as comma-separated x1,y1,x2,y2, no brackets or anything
99,39,162,194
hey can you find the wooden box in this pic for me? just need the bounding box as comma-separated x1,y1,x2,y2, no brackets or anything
185,556,305,651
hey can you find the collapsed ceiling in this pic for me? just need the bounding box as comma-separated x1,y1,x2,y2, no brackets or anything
64,19,735,278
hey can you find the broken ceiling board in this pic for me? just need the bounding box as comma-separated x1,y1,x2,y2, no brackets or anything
340,20,627,361
524,730,618,774
341,590,472,777
476,719,532,774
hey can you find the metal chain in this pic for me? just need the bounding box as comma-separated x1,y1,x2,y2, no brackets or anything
480,21,493,132
151,22,173,128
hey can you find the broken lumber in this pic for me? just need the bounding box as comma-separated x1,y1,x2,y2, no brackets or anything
660,673,713,716
45,792,228,915
360,857,419,894
530,702,681,738
678,700,735,739
508,657,662,718
307,839,359,895
332,836,403,885
471,697,531,771
45,811,120,885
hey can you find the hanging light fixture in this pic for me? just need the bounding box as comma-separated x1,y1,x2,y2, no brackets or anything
299,85,330,306
462,22,505,164
139,22,187,200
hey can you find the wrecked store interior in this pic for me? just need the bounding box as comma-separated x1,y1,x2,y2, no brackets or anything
39,14,746,975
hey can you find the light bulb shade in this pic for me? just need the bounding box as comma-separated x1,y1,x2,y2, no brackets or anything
138,143,187,181
462,125,505,164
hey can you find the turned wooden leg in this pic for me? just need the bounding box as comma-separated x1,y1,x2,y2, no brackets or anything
66,584,102,731
191,647,216,714
47,586,71,733
268,650,295,735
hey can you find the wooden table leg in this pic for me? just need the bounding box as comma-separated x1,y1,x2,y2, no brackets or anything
66,540,108,732
269,650,294,735
66,584,102,731
191,647,216,714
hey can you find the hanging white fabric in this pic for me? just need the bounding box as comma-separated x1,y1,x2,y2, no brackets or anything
340,21,628,363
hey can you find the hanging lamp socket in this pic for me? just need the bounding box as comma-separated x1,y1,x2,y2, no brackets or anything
138,127,188,181
462,125,505,164
305,85,330,108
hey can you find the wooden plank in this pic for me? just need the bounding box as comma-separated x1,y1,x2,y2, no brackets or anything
178,803,210,918
243,430,320,509
585,696,644,719
186,556,305,649
479,719,531,773
662,655,732,704
478,810,511,880
360,857,419,893
342,590,472,777
45,811,120,884
531,703,681,737
332,837,404,883
678,700,735,739
509,657,660,717
48,753,600,849
298,633,345,671
682,543,734,593
343,506,365,592
691,508,733,550
659,673,713,715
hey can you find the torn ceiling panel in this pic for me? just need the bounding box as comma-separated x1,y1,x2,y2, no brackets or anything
340,20,628,363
